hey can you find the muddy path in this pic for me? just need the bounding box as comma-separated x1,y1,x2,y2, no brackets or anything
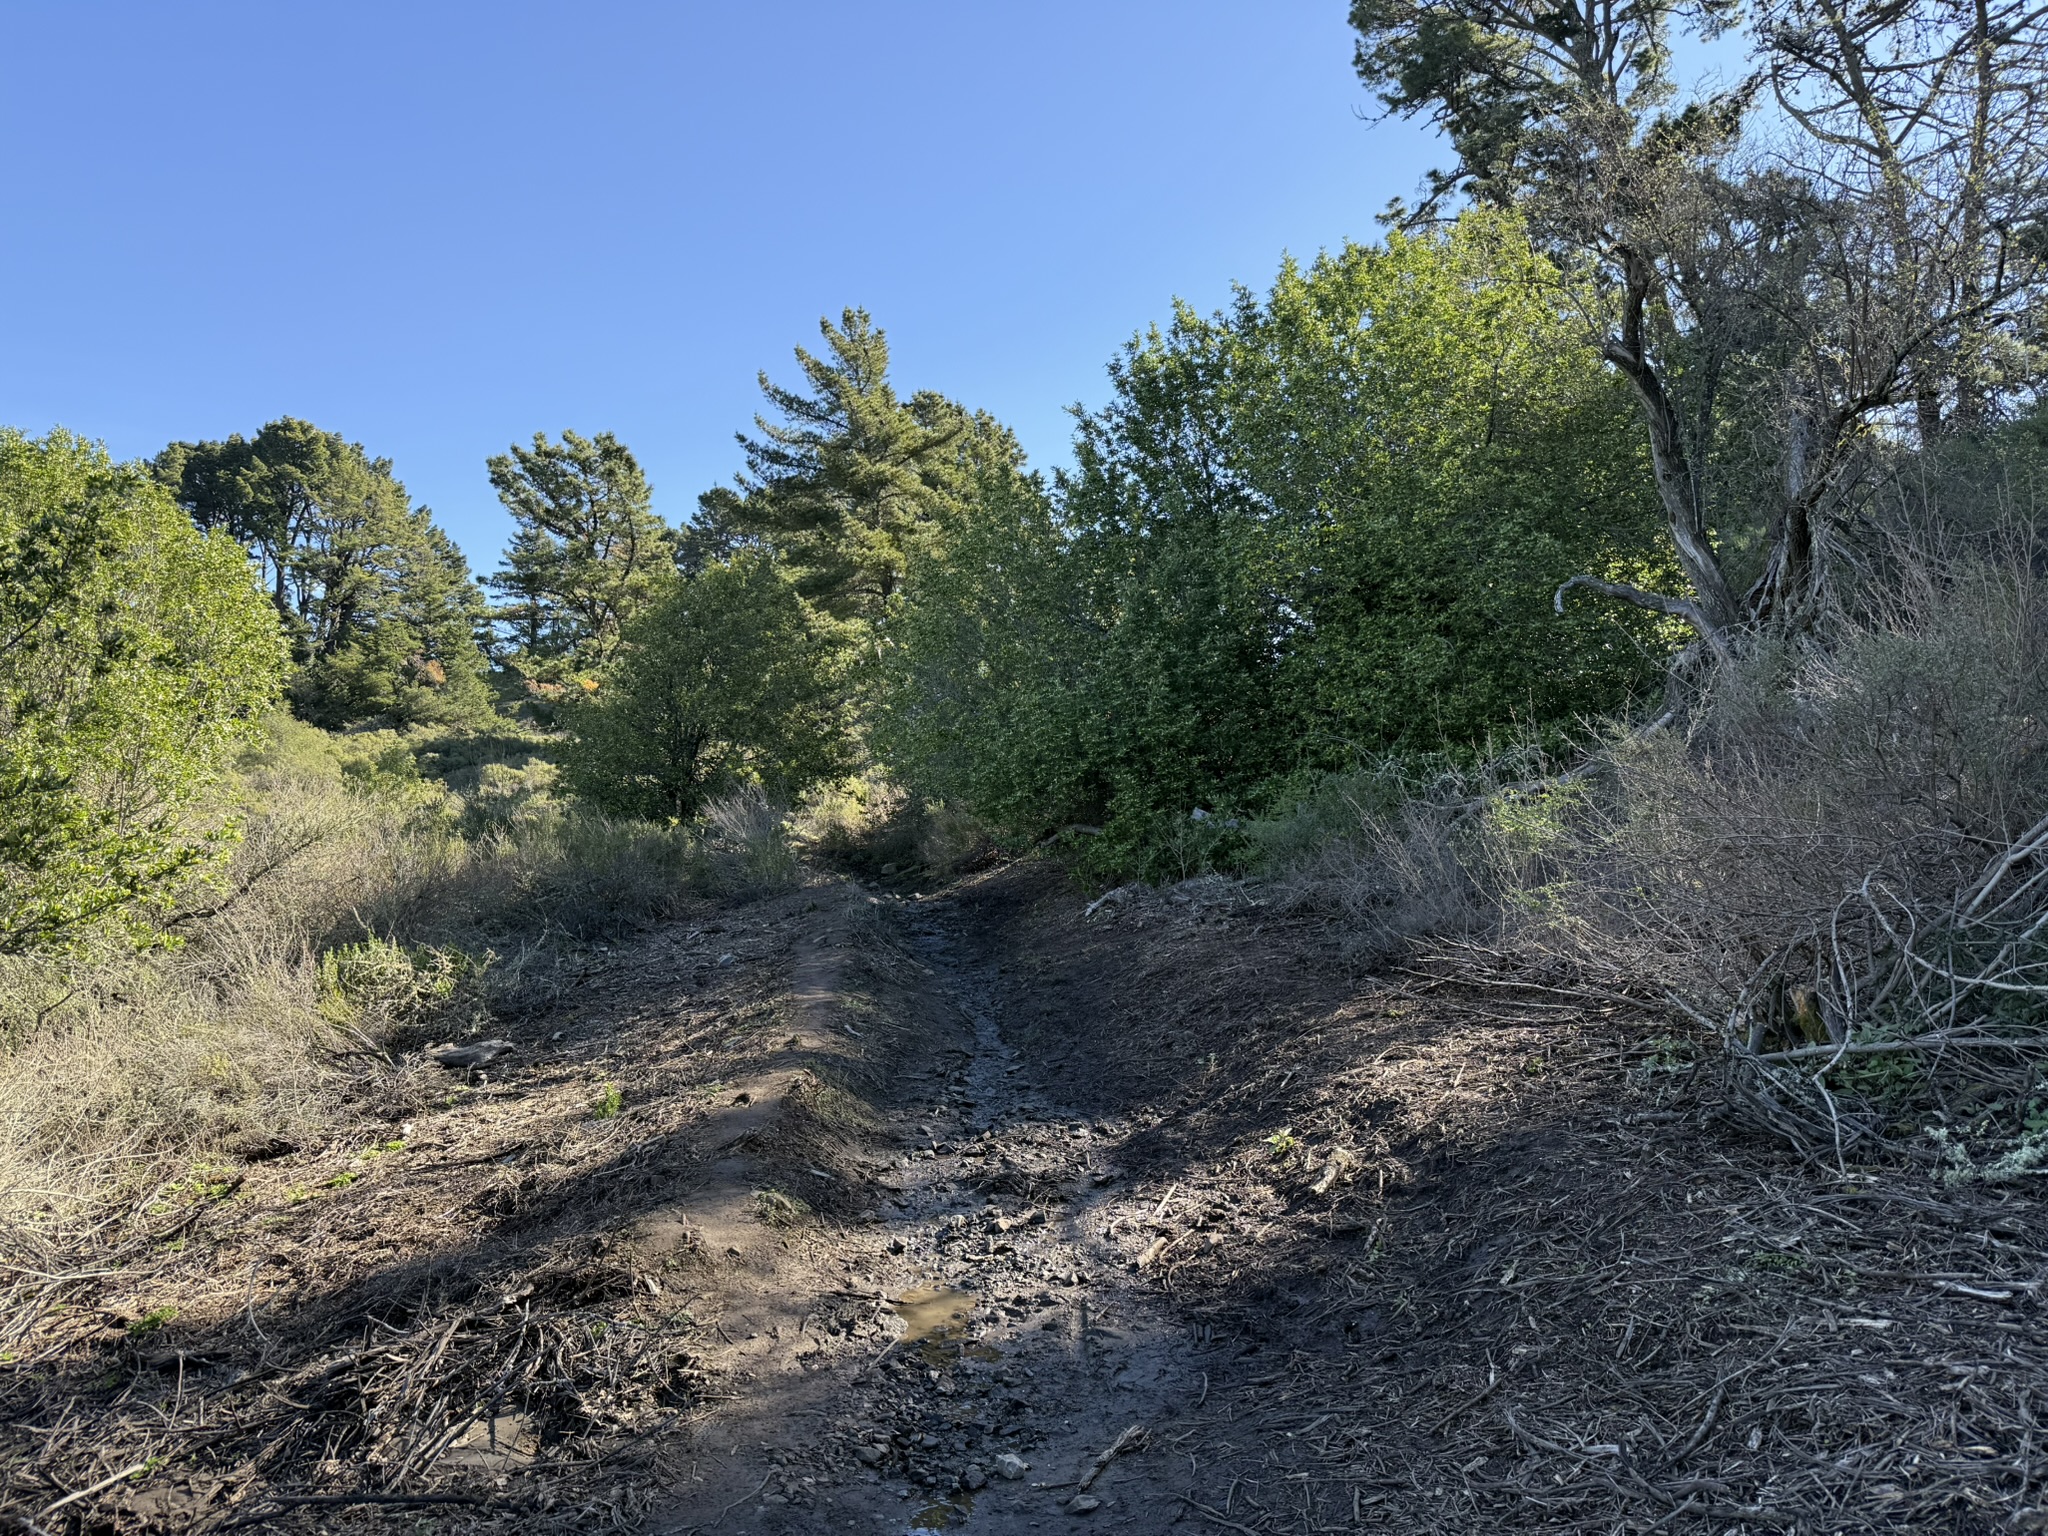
661,860,2048,1536
10,855,2048,1535
666,876,1211,1534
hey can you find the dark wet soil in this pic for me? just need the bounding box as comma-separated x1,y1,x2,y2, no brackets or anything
665,879,1208,1534
12,856,2047,1535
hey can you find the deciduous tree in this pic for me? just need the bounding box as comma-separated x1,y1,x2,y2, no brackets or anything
559,554,853,821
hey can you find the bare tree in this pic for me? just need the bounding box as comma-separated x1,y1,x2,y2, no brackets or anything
1351,0,2048,650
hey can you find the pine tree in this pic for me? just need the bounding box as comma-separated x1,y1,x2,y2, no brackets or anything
485,430,676,674
710,309,1018,628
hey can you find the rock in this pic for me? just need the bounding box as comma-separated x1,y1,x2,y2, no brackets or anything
961,1464,987,1491
853,1444,886,1466
224,1131,298,1162
428,1040,515,1069
993,1452,1030,1480
1067,1494,1101,1514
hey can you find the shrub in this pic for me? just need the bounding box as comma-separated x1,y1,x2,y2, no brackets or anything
878,212,1674,878
560,553,855,822
0,430,287,952
0,717,797,1244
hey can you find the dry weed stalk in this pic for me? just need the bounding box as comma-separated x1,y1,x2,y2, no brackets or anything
1519,525,2048,1161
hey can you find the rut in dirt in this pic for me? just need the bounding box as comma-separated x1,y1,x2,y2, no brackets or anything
668,859,2048,1536
666,883,1214,1534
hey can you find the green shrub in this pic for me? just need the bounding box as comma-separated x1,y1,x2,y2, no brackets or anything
877,212,1674,878
0,429,287,951
561,554,855,822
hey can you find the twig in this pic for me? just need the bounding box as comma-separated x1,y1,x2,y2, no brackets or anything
1504,1407,1572,1457
680,1473,773,1533
211,1492,491,1531
38,1462,150,1519
1665,1382,1726,1464
1077,1423,1147,1491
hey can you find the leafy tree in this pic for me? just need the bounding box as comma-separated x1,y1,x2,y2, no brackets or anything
875,468,1098,833
880,214,1674,874
486,430,676,673
155,419,494,728
0,429,286,951
703,309,1023,630
559,554,853,821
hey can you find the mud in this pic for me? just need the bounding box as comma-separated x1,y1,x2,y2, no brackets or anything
8,856,2047,1535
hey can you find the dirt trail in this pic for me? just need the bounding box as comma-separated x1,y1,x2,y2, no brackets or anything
665,879,1208,1534
9,855,2047,1535
660,859,2048,1536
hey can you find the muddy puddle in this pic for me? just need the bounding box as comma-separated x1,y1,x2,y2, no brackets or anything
888,1284,998,1365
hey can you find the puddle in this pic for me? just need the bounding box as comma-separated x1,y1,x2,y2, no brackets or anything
908,1496,974,1529
891,1284,977,1343
889,1284,999,1365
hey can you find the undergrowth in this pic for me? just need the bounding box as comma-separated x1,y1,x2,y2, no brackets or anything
1247,520,2048,1176
0,716,799,1249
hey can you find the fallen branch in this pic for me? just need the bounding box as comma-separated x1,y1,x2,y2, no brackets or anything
1077,1423,1147,1491
1175,1494,1260,1535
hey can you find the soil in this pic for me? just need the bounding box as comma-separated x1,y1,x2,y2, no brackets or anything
6,856,2048,1535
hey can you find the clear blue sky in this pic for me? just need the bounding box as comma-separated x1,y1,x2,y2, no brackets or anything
1,2,1440,569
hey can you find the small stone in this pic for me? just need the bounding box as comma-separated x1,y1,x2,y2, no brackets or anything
993,1453,1030,1480
1067,1494,1101,1514
853,1444,886,1466
888,1237,906,1254
961,1464,987,1491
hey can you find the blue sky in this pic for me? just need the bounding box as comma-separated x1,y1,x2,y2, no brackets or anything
1,3,1441,568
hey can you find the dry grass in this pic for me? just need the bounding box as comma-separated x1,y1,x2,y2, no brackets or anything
1246,518,2048,1172
1246,752,1559,965
791,769,996,880
0,718,797,1255
1526,536,2048,1163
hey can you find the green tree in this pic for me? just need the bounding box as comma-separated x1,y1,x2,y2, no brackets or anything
0,429,287,951
1349,0,2048,642
880,213,1674,874
559,554,853,821
706,309,1022,629
486,430,676,673
875,468,1098,833
293,508,496,728
155,419,494,728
